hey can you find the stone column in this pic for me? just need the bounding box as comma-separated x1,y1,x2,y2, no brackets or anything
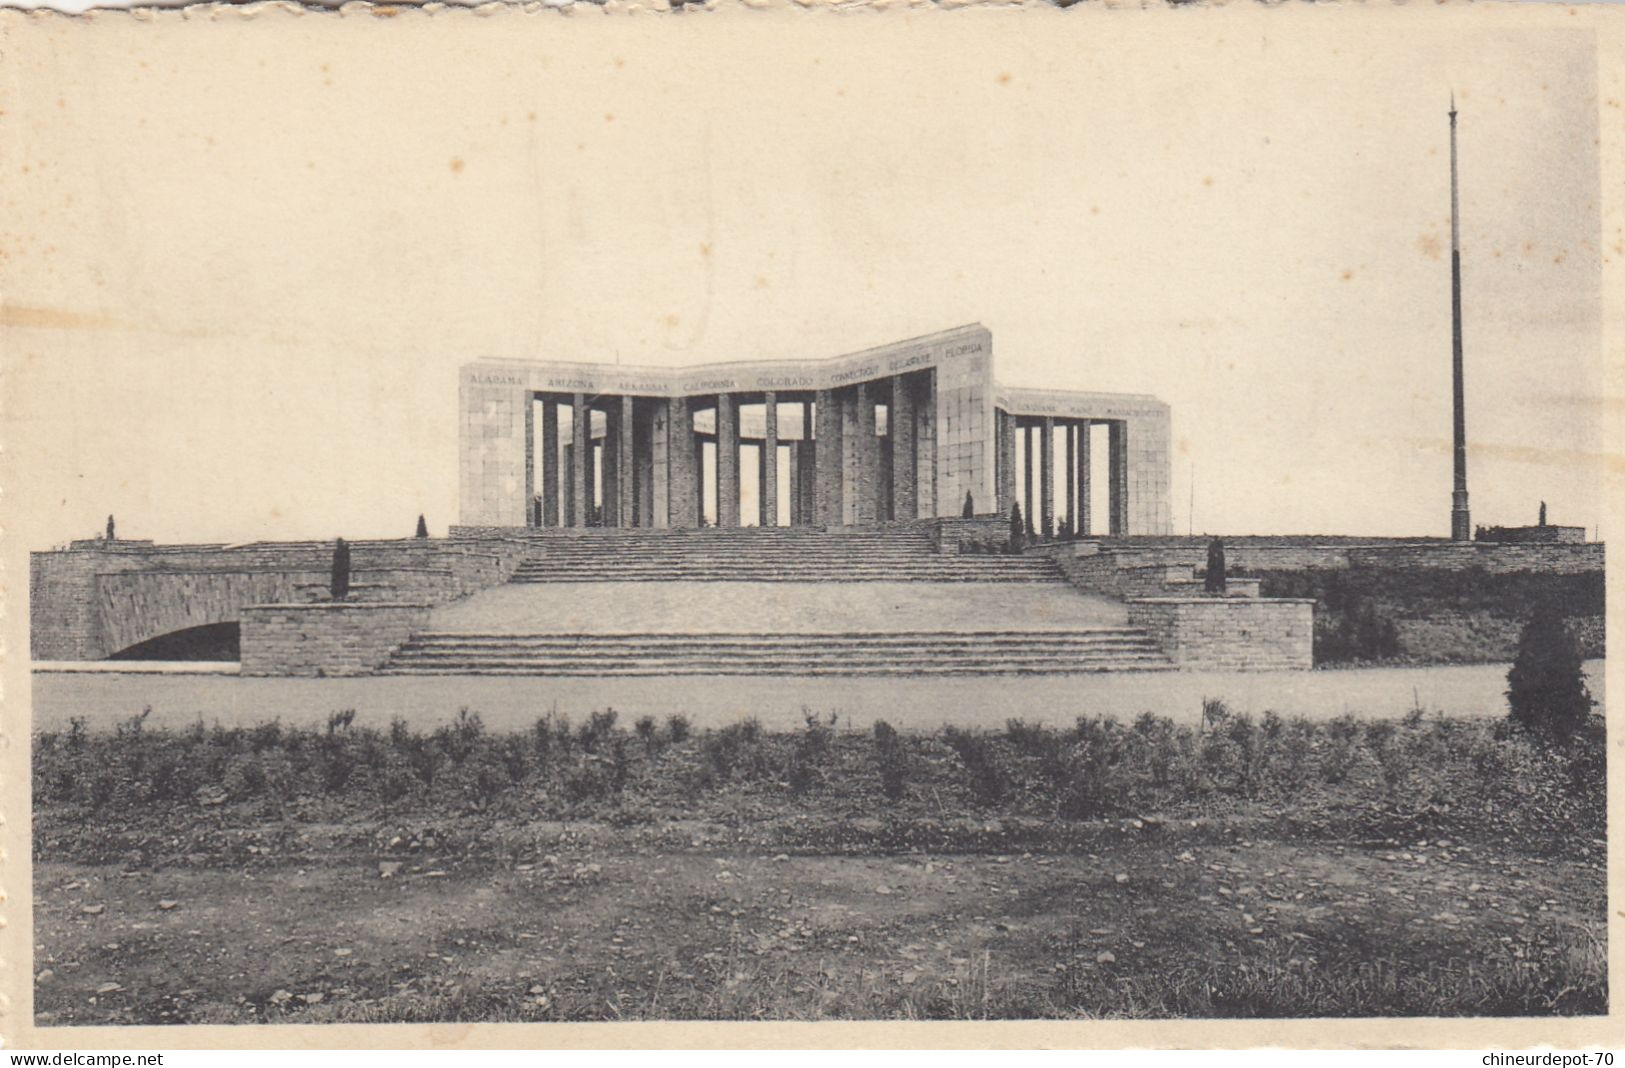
524,393,536,527
617,395,635,528
541,398,560,527
761,391,778,528
601,403,620,529
1078,420,1092,537
563,443,576,526
918,371,937,518
651,399,670,528
1064,422,1077,537
995,409,1015,516
853,382,878,524
571,393,588,528
666,397,698,528
585,414,598,526
800,400,816,525
891,374,917,521
1109,420,1128,536
1040,417,1055,538
1022,423,1035,534
716,393,739,528
635,401,655,528
814,389,843,526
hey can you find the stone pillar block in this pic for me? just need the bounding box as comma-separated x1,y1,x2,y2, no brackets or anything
541,398,560,527
666,397,698,528
1040,416,1055,538
571,393,589,528
617,394,635,528
852,382,878,524
1064,422,1077,536
814,389,844,526
1109,420,1128,537
1079,420,1092,537
891,374,917,521
761,391,779,528
716,393,740,528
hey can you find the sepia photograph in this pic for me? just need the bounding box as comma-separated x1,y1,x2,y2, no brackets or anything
0,0,1618,1048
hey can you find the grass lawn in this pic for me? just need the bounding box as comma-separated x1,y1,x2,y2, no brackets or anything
32,707,1606,1023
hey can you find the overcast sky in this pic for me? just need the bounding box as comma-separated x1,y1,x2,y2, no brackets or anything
1,5,1607,546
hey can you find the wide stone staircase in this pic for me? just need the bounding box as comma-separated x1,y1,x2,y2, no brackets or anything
380,627,1171,676
375,527,1174,676
508,527,1059,583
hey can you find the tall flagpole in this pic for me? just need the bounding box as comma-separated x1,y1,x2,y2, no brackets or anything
1449,94,1472,541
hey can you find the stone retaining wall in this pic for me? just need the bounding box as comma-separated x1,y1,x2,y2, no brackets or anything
239,602,431,677
31,538,528,661
1045,539,1602,578
1127,597,1315,671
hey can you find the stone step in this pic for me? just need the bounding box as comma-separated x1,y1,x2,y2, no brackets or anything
510,562,1060,581
390,644,1163,662
508,575,1058,584
400,629,1154,647
380,659,1173,677
380,626,1172,675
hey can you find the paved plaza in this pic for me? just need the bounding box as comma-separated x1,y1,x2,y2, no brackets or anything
425,580,1128,635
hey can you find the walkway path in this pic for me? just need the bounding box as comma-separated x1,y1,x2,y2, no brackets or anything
30,662,1605,734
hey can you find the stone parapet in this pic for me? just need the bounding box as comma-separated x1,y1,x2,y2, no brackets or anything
1058,539,1603,577
1127,597,1314,671
31,537,527,661
240,602,431,677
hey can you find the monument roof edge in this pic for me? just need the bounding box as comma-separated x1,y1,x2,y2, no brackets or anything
458,322,989,374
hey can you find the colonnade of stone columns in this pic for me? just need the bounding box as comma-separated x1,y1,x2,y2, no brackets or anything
528,370,935,529
995,411,1130,537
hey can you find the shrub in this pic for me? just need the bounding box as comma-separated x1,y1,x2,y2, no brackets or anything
1223,713,1264,796
330,538,352,600
531,715,555,760
798,710,837,762
666,714,692,744
1131,711,1182,787
634,715,658,745
1204,538,1227,594
1321,713,1362,784
701,720,768,783
578,709,619,752
1003,718,1051,755
943,726,1005,804
1054,716,1129,819
416,514,429,538
435,708,484,764
1364,720,1408,789
785,711,837,796
873,720,907,800
1507,601,1593,740
1008,503,1026,551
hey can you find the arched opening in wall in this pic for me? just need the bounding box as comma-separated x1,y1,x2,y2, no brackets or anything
108,622,240,662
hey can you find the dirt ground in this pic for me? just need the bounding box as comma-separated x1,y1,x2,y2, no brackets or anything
34,815,1605,1023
